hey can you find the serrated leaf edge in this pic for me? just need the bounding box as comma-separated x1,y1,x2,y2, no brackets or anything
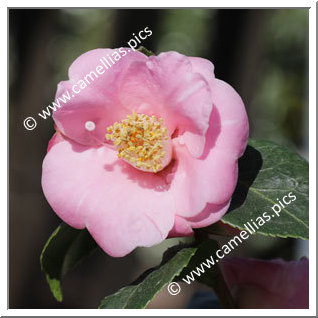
221,218,309,240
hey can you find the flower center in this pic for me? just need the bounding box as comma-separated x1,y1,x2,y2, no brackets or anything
106,112,172,173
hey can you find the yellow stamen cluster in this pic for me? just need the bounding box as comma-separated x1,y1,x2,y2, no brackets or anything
106,112,169,173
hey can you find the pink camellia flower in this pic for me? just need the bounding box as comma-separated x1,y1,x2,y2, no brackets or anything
222,257,309,309
42,49,249,257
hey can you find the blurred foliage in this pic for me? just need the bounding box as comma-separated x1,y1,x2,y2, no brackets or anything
249,9,308,149
156,9,216,56
42,9,308,150
49,9,116,83
10,9,308,150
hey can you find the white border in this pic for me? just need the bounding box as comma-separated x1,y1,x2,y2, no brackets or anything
308,2,316,315
3,1,316,316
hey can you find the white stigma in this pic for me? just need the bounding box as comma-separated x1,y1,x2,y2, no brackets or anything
85,121,96,131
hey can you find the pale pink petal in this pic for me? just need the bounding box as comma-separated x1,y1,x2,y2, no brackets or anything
53,49,147,146
186,201,231,229
180,132,206,158
168,202,231,237
115,60,167,129
42,137,175,257
42,49,250,257
170,142,237,218
189,56,215,82
47,131,65,152
209,79,249,158
169,116,235,217
168,78,248,218
117,51,213,157
168,215,194,237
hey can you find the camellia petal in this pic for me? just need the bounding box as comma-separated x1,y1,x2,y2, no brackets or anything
209,79,249,158
117,51,213,157
168,201,231,237
42,136,175,257
53,49,147,146
42,49,249,256
168,79,248,221
188,56,215,83
222,257,309,309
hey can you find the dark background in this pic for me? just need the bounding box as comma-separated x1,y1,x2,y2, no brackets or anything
9,8,309,309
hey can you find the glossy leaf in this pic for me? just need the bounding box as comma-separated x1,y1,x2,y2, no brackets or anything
40,223,97,301
99,245,196,308
222,139,309,239
99,238,234,309
177,239,235,308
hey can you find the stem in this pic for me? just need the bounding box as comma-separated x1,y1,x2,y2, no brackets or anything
212,271,236,309
193,230,237,309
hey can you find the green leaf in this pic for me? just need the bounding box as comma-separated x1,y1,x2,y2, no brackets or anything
222,139,309,240
99,239,234,309
137,46,155,56
40,223,97,301
99,245,197,309
177,239,235,308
